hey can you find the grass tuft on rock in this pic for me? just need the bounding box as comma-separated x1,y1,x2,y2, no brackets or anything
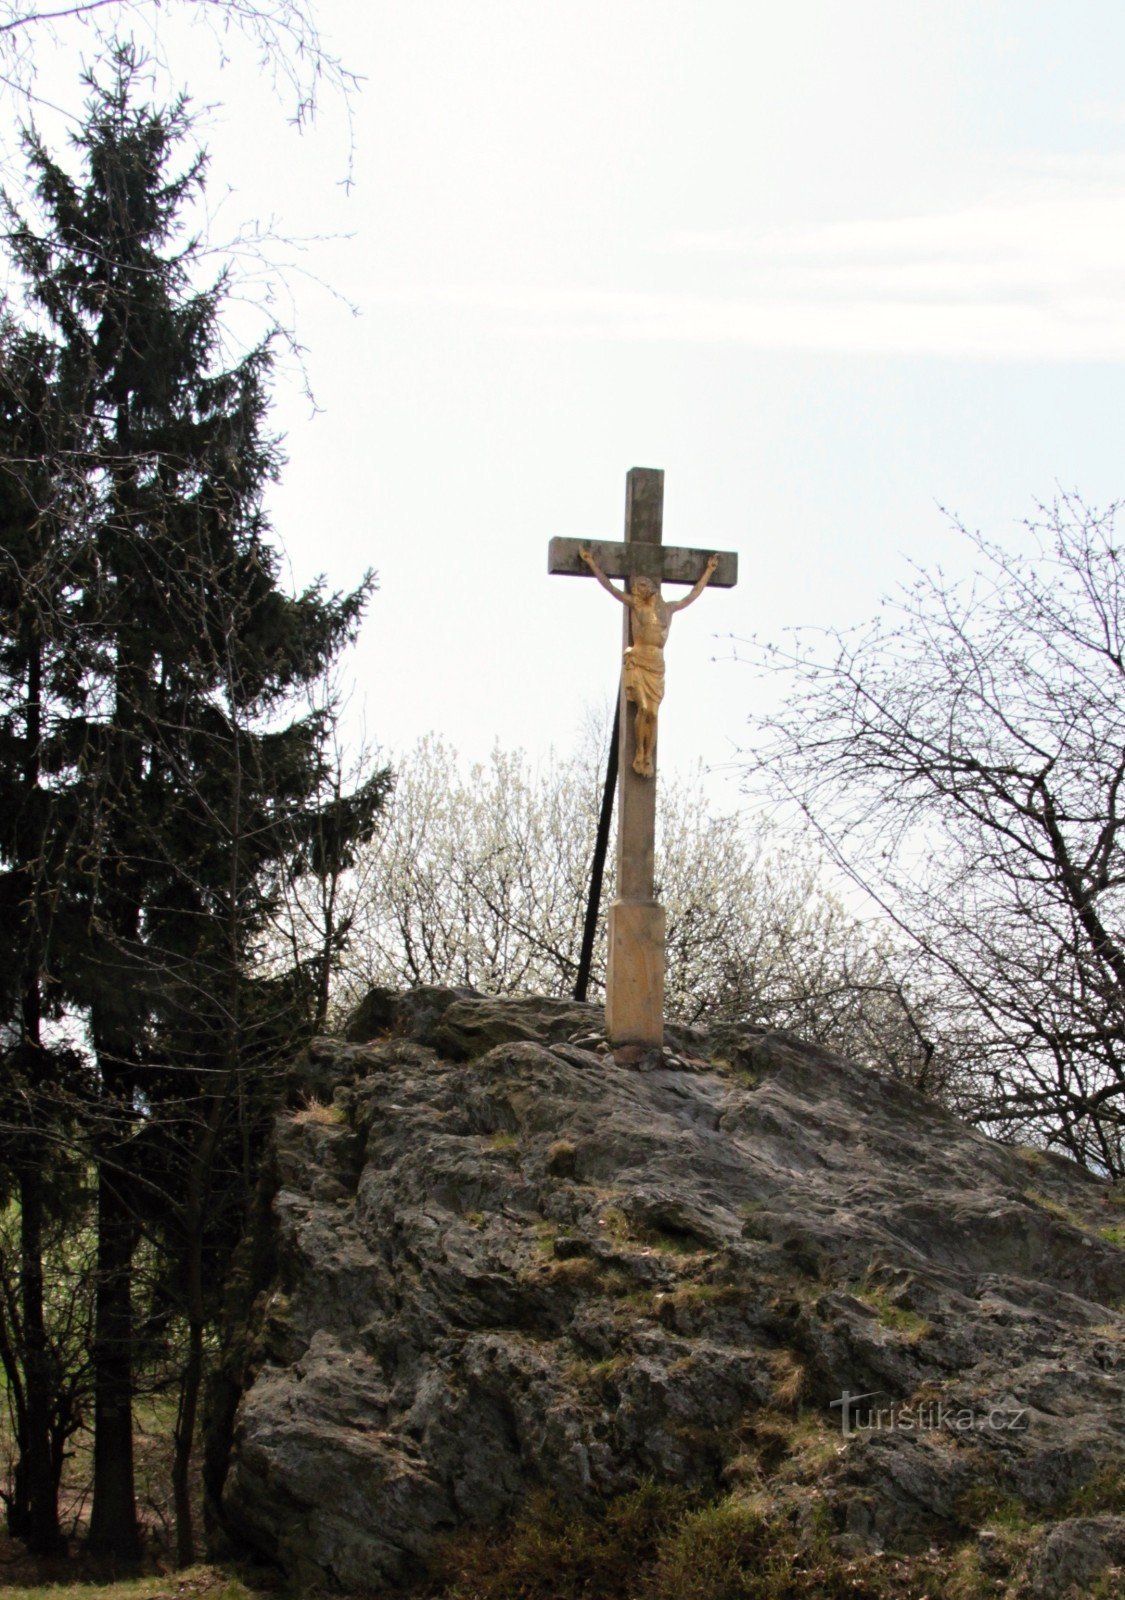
290,1096,346,1126
426,1485,1015,1600
429,1481,694,1600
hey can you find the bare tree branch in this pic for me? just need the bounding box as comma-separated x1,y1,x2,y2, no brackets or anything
737,496,1125,1175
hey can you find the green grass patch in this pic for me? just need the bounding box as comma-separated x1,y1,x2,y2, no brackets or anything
0,1569,260,1600
1024,1188,1083,1226
1024,1188,1125,1248
581,1354,632,1395
659,1281,742,1314
598,1205,707,1257
533,1219,560,1250
853,1285,933,1343
599,1205,631,1243
954,1483,1037,1533
728,1066,762,1090
1061,1463,1125,1517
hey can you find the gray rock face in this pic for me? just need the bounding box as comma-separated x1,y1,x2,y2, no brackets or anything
208,990,1124,1594
1021,1515,1125,1597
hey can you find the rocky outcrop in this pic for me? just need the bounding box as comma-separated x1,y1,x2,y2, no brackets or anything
207,989,1125,1596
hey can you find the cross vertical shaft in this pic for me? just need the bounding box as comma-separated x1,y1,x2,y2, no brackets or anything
607,468,666,1046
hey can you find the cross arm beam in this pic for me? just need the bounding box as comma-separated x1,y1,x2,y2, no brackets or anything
547,536,738,587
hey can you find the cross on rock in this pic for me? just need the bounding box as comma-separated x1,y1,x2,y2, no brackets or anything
549,467,739,1047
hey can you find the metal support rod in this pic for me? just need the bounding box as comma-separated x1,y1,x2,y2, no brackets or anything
573,695,620,1002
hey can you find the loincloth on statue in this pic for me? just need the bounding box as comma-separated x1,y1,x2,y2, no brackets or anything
623,644,665,711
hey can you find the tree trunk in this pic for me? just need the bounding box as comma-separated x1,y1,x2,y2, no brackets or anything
87,545,145,1560
171,1174,207,1568
86,1156,140,1560
11,612,64,1552
0,1296,29,1540
18,1134,65,1554
172,1077,233,1567
171,1305,203,1567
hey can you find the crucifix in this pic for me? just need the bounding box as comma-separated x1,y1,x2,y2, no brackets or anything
548,467,739,1048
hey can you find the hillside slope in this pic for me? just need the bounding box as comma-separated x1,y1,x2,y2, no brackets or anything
205,990,1124,1597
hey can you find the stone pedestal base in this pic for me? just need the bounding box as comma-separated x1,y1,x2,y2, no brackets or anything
606,898,665,1047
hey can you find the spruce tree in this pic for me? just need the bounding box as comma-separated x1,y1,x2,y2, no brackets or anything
0,309,103,1553
3,44,387,1558
0,323,70,1556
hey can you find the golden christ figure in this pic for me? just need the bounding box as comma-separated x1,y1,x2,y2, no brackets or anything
578,547,719,778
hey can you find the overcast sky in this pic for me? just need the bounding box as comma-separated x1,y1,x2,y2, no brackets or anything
8,0,1125,803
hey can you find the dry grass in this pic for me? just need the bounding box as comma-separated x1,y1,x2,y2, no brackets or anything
428,1482,694,1600
766,1348,809,1411
288,1097,345,1126
545,1139,577,1175
427,1482,1013,1599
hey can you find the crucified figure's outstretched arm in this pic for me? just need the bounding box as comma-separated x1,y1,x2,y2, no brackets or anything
667,554,719,613
578,546,631,604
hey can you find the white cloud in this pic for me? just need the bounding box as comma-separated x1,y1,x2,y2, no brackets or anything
369,173,1125,362
1080,100,1125,126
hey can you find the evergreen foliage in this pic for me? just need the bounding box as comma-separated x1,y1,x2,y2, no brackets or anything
0,44,388,1559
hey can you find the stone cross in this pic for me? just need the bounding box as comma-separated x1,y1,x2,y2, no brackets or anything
548,467,739,1047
